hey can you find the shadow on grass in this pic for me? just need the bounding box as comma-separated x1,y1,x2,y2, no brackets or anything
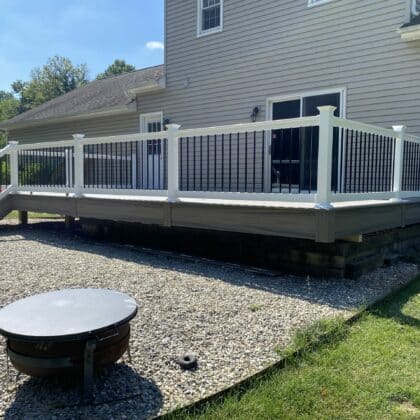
4,363,163,419
370,277,420,329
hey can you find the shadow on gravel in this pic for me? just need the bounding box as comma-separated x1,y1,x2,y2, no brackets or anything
0,221,416,312
4,363,163,419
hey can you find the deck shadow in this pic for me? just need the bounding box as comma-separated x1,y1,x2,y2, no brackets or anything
369,279,420,329
4,363,163,419
0,221,417,312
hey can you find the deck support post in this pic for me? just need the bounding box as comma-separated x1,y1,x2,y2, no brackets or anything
391,125,406,202
73,134,85,197
65,216,76,231
315,106,336,209
8,141,19,192
18,211,28,226
166,124,181,202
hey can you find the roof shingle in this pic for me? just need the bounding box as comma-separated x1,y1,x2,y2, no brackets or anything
0,65,164,129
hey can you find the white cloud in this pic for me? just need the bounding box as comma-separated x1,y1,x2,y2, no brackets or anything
146,41,164,51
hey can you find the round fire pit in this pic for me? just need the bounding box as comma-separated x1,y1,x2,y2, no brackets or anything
0,289,138,400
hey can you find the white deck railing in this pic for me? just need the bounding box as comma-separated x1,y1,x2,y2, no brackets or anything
1,106,420,208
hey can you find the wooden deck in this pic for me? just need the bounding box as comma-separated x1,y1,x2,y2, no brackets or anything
8,192,420,243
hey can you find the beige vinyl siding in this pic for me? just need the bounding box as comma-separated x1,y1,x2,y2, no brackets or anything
138,0,420,135
8,113,140,144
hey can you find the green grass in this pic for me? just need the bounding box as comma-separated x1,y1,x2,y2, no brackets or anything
248,303,263,313
167,278,420,420
5,211,62,219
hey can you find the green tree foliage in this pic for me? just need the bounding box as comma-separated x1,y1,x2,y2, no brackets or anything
12,56,89,112
0,90,20,147
96,59,136,80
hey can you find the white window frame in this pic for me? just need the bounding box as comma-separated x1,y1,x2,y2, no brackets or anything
308,0,334,7
139,111,163,133
264,88,346,193
197,0,224,38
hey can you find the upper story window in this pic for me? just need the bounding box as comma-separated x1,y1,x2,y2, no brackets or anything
308,0,334,7
198,0,223,37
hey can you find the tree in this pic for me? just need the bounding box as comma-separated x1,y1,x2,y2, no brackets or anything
0,91,19,121
12,56,89,112
96,60,136,80
0,90,20,147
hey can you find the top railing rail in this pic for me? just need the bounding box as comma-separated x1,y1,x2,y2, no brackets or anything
2,110,420,206
0,144,12,158
332,116,397,138
177,115,320,138
16,131,169,151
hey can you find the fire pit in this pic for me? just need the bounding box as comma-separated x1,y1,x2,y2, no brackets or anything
0,289,138,401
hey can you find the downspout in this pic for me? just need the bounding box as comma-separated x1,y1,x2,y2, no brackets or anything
412,0,419,16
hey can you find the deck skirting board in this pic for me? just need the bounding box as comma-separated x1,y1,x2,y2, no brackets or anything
6,194,420,244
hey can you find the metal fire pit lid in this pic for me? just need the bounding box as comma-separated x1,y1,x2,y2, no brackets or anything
0,289,138,342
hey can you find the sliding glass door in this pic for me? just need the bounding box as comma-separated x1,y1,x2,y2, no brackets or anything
270,91,342,193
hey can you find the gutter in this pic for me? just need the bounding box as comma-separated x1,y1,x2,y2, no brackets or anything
127,77,166,96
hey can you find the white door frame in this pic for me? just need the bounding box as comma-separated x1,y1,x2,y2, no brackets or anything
264,87,346,193
139,112,164,189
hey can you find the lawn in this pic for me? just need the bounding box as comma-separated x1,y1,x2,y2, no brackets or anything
5,211,62,219
167,277,420,420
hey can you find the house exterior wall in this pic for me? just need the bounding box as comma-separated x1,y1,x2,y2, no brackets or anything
7,0,420,144
137,0,420,135
8,113,140,144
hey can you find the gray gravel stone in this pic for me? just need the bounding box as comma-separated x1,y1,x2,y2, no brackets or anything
0,219,417,419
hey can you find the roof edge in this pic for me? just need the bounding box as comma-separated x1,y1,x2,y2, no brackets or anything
128,76,166,95
0,106,137,132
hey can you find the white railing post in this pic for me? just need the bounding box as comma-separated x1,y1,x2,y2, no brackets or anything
166,124,181,202
8,141,19,192
392,125,406,201
316,106,336,209
73,134,85,197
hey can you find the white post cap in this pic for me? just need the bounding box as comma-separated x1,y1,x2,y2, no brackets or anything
392,125,406,133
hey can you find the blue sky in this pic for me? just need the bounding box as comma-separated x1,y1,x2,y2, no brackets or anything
0,0,164,91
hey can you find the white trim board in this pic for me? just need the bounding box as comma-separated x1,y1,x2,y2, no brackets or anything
197,0,224,38
139,112,164,133
265,87,347,120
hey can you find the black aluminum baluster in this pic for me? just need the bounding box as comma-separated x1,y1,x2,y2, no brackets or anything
200,136,203,191
245,132,248,192
236,133,240,192
214,135,217,191
221,134,225,191
261,131,265,193
253,131,256,192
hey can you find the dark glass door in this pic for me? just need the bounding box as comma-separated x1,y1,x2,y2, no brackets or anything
271,100,300,192
271,93,341,193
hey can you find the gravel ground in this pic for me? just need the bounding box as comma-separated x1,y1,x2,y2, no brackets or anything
0,219,417,419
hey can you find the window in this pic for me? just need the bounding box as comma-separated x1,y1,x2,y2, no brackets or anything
140,112,163,157
140,112,163,133
198,0,223,37
308,0,334,7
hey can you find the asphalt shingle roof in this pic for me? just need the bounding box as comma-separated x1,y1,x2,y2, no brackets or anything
0,65,164,129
